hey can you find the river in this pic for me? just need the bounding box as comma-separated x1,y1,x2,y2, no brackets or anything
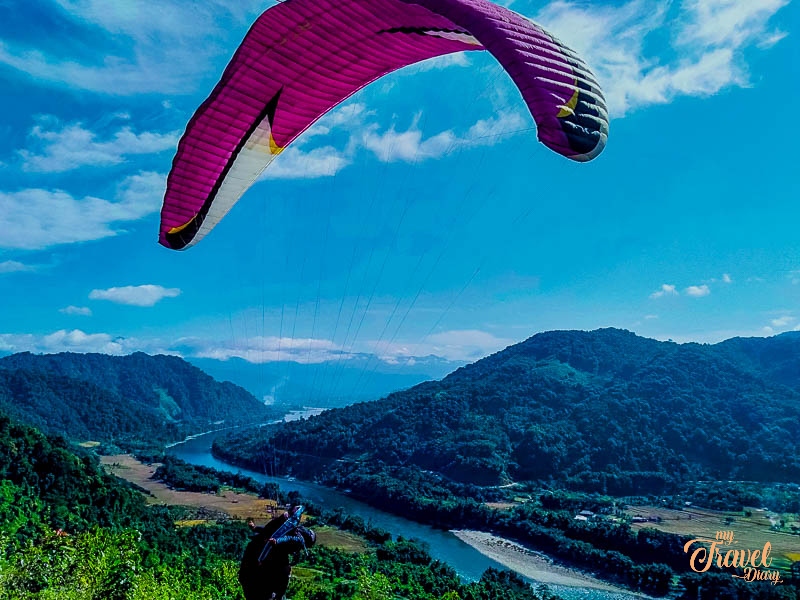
168,420,646,600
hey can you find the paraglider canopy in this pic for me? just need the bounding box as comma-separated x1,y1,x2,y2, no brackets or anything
159,0,608,250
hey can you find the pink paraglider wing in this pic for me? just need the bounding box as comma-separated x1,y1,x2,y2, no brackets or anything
159,0,607,250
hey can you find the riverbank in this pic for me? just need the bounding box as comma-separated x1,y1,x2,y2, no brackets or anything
105,451,649,598
165,428,668,597
452,530,651,598
100,453,367,552
100,454,276,521
164,408,327,449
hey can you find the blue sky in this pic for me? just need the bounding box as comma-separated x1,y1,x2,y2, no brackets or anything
0,0,797,393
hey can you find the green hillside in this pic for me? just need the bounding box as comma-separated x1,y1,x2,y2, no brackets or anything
0,352,279,448
0,413,553,600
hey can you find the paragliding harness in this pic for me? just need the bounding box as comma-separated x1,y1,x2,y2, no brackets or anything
257,505,315,563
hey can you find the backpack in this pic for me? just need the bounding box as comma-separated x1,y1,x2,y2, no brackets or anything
297,525,316,549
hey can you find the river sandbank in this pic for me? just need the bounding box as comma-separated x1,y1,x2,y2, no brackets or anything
451,530,651,597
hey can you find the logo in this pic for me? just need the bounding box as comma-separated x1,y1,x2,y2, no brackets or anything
683,530,783,585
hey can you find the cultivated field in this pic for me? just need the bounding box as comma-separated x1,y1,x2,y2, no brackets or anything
313,526,368,553
627,505,800,570
101,454,370,556
100,454,278,523
484,501,517,511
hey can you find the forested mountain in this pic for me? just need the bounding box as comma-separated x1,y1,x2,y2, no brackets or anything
714,333,800,388
216,328,800,495
0,351,279,447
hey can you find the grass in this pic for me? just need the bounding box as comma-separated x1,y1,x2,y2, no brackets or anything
291,567,326,580
313,526,368,553
174,519,209,527
484,502,517,511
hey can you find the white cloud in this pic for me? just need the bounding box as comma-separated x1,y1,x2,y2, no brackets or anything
60,306,93,316
181,335,348,364
757,30,788,49
363,124,456,163
0,329,181,355
262,146,350,179
0,324,510,367
650,283,678,299
0,330,124,354
89,284,181,307
160,328,510,365
377,329,514,363
19,117,179,173
298,103,372,141
535,0,790,116
771,315,794,328
465,112,529,142
258,105,526,179
361,111,526,163
644,314,659,320
0,171,164,250
0,1,265,95
41,330,121,353
685,284,711,297
722,273,732,283
181,328,512,365
256,102,372,179
0,0,785,114
677,0,789,48
0,260,33,273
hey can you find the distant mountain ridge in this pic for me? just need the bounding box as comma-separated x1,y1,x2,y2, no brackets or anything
188,355,460,408
216,328,800,495
714,332,800,388
0,351,278,448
